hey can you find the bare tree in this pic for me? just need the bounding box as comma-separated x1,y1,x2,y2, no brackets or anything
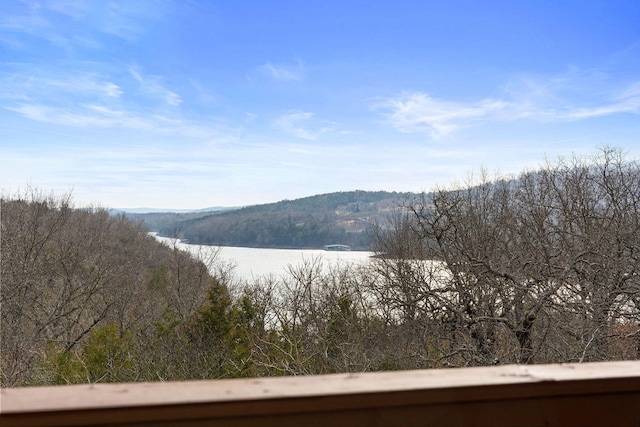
1,190,225,385
369,148,640,366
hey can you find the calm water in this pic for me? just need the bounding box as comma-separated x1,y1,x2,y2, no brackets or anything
151,234,373,281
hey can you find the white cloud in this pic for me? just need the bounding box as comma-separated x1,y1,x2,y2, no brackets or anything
56,76,123,98
274,111,337,141
0,0,166,55
374,92,509,138
376,76,640,138
6,104,146,129
259,61,304,81
564,83,640,119
129,67,181,106
4,103,240,142
102,82,123,98
0,67,241,141
502,70,640,121
25,0,169,42
0,72,122,101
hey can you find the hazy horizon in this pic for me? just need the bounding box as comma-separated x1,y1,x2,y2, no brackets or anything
114,188,413,212
2,1,640,209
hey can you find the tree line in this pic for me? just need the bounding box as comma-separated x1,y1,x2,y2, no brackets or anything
1,148,638,386
134,190,416,250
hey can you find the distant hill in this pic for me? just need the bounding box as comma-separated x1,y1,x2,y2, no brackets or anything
114,206,236,214
130,190,420,250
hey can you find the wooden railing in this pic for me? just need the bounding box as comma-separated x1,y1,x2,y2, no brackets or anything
2,360,640,426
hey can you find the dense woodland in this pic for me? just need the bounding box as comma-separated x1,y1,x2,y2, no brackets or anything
1,148,639,387
132,190,417,250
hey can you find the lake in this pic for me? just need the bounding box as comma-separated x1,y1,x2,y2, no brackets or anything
151,234,373,281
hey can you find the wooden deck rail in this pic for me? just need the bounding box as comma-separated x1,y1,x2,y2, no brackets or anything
2,361,640,426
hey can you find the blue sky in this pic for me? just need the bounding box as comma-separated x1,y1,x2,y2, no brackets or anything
1,1,639,209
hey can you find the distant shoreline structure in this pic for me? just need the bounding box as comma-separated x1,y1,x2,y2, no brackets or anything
324,244,352,251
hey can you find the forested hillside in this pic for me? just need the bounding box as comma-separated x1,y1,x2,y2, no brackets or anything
132,190,418,249
1,191,223,386
3,148,638,387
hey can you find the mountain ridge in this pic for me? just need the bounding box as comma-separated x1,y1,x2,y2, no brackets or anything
113,206,238,214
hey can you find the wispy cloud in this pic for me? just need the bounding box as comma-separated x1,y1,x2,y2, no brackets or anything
2,67,180,109
375,73,640,138
5,104,141,128
53,75,123,98
259,61,305,81
500,69,640,120
4,103,240,142
0,0,171,55
38,0,91,20
0,5,49,33
0,69,237,141
129,67,181,106
274,111,337,140
563,83,640,119
374,93,508,138
0,72,122,102
97,1,172,42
